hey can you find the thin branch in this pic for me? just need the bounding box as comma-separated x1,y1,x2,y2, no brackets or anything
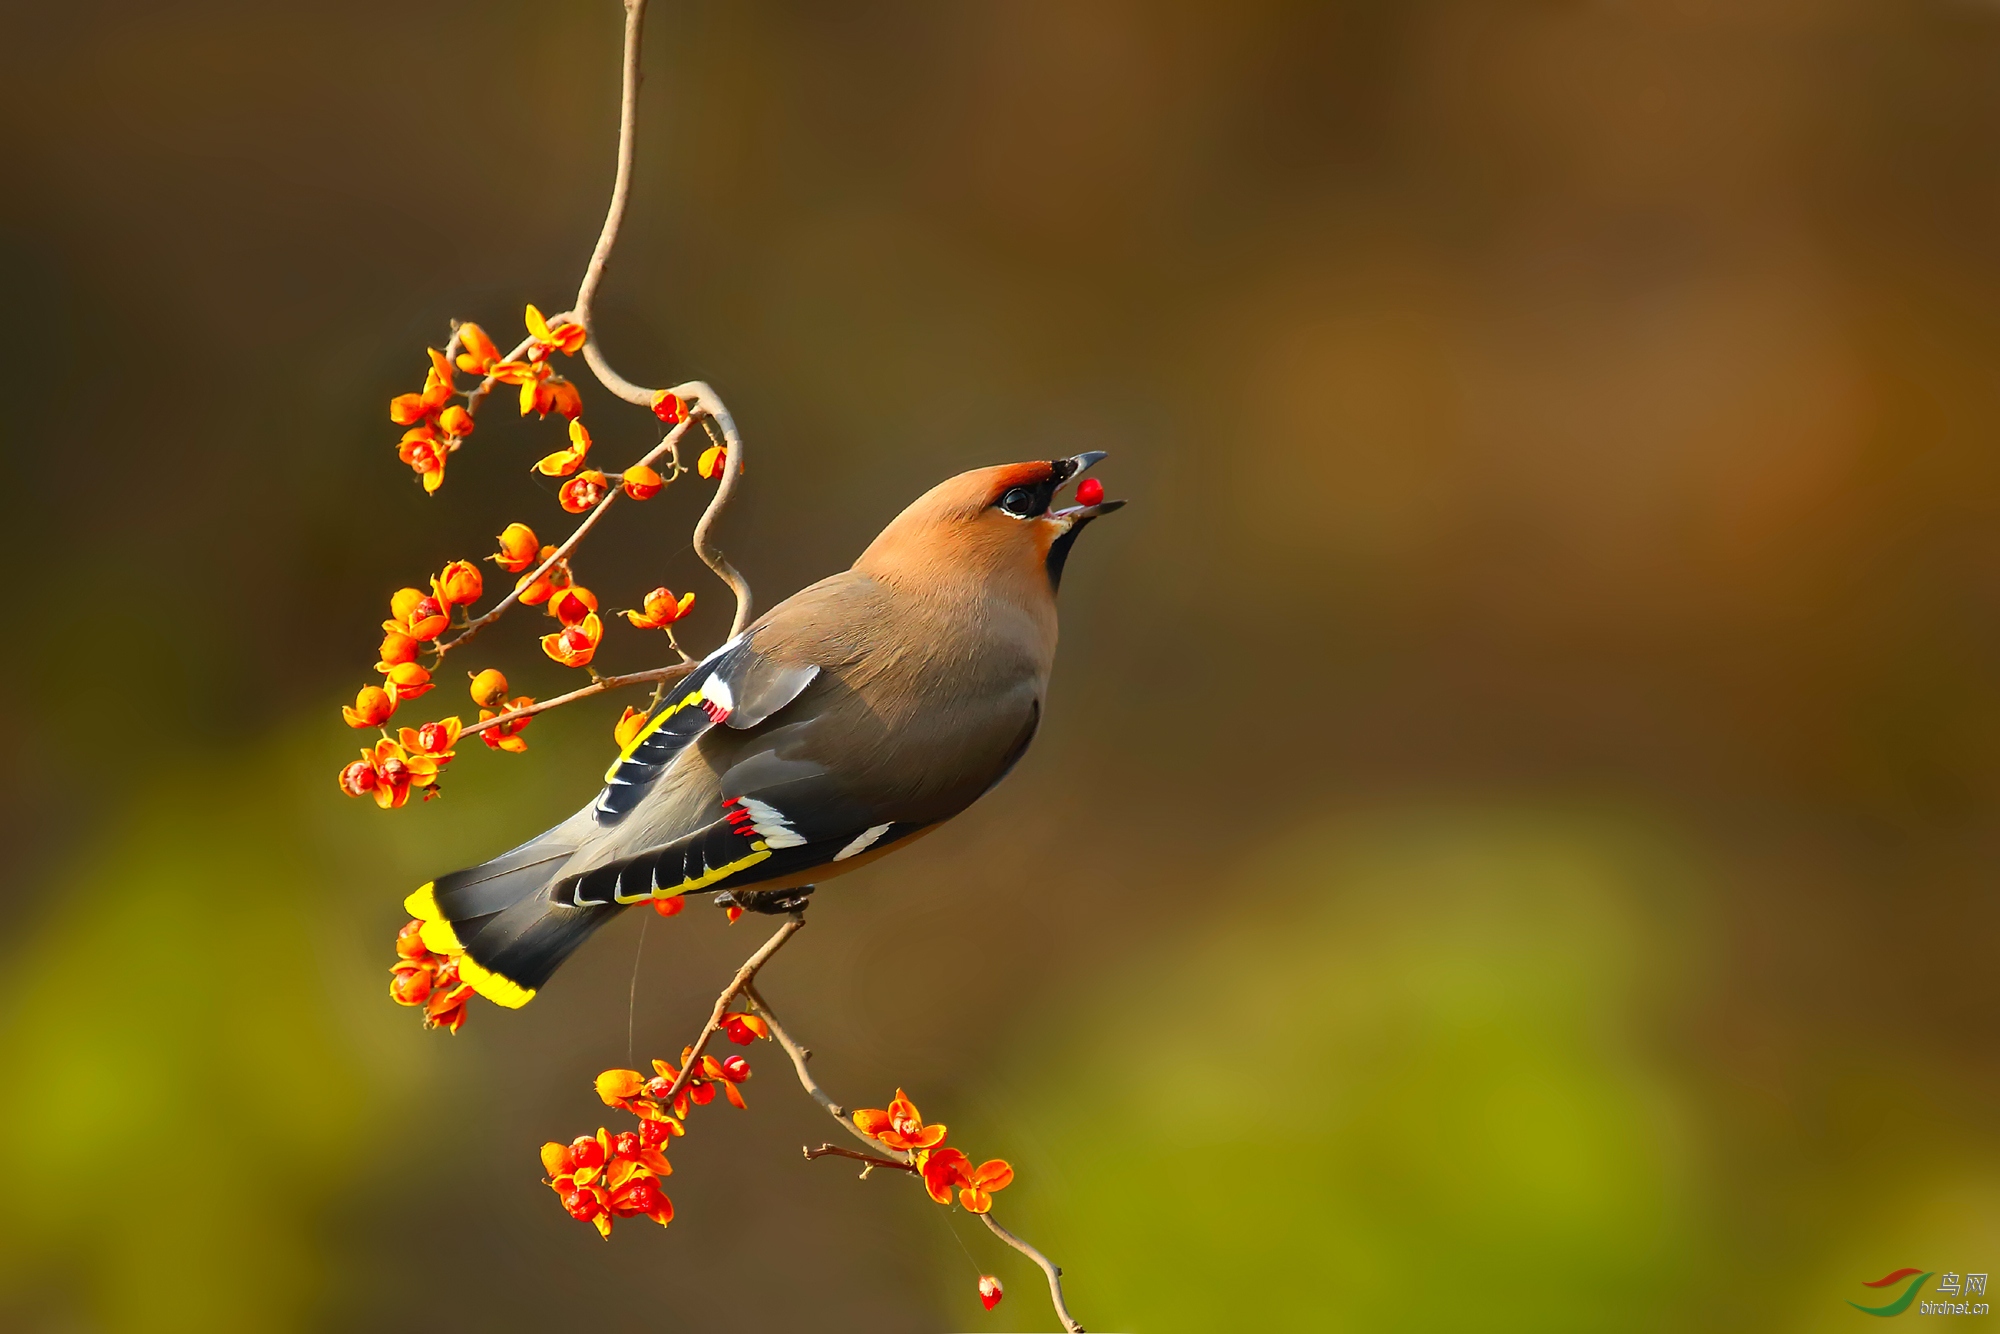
580,332,658,409
803,1144,918,1174
674,381,754,640
743,982,888,1152
458,661,693,739
561,0,658,408
443,0,757,652
574,0,648,335
656,915,805,1107
748,989,1087,1332
432,415,698,664
980,1212,1085,1334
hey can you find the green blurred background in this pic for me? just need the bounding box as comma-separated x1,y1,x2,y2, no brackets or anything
6,0,2000,1329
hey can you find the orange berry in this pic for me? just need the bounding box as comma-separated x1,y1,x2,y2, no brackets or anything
342,686,396,729
469,669,508,708
621,464,664,500
384,661,434,699
436,560,483,609
377,630,419,669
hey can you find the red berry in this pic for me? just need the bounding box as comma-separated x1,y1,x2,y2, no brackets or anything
612,1131,642,1160
569,1136,605,1170
978,1276,1003,1310
1075,477,1104,507
720,1055,750,1082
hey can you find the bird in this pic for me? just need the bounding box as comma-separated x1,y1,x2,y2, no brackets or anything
404,452,1122,1008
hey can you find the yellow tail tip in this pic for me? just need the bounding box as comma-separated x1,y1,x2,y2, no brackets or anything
401,878,534,1008
404,881,440,919
458,954,536,1009
417,917,464,955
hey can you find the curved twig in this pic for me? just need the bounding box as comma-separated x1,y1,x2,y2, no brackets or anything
748,988,1087,1332
561,0,660,409
743,982,888,1153
541,0,757,640
672,381,753,639
656,915,805,1108
981,1213,1085,1333
574,0,647,338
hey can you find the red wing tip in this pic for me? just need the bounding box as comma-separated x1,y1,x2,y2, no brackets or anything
1863,1268,1924,1288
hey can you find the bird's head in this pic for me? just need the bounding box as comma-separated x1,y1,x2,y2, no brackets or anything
855,453,1124,599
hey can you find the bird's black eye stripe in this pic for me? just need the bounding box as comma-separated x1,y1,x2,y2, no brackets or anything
996,481,1054,518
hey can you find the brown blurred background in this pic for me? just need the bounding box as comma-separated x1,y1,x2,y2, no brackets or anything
6,0,2000,1329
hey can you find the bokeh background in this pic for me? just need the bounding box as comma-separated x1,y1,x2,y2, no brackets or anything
6,0,2000,1329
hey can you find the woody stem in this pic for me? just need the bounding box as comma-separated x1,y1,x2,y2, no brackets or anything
747,988,1088,1332
573,0,645,339
457,663,694,740
559,0,756,637
803,1145,919,1174
431,414,697,665
979,1213,1084,1333
655,915,805,1109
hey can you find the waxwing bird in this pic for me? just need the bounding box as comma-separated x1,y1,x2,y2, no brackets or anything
405,454,1123,1008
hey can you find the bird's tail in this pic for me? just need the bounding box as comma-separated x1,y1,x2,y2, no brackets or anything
403,836,617,1008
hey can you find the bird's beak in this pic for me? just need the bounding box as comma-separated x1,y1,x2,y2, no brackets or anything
1051,451,1126,523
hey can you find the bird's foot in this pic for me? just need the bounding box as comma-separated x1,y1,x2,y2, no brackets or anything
714,884,816,916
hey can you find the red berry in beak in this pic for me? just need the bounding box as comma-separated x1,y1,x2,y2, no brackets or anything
978,1275,1003,1310
1075,477,1104,507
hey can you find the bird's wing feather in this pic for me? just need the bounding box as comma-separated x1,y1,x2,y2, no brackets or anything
564,754,924,907
592,634,820,823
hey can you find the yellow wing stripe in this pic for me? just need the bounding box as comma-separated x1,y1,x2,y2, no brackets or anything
610,846,772,905
603,687,707,782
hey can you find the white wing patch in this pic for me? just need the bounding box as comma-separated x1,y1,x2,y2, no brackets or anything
833,823,893,861
734,796,806,848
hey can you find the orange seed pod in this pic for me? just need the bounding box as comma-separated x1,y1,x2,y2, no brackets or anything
469,669,509,708
342,685,397,729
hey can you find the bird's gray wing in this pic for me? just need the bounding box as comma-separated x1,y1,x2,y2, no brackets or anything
591,634,820,824
562,686,1042,908
563,748,922,906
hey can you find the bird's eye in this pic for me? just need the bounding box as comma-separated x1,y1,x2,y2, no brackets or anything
997,486,1040,518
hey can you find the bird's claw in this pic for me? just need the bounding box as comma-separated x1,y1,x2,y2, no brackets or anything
714,885,816,915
